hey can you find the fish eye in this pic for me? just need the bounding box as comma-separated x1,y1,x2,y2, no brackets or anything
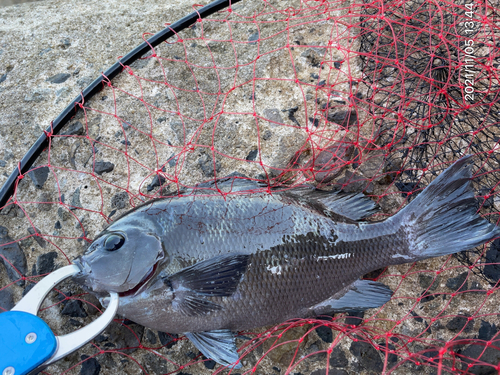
104,233,125,251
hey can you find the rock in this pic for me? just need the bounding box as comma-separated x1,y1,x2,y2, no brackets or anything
36,251,58,274
0,287,15,310
37,192,53,211
479,188,494,208
158,331,178,348
335,170,374,194
27,166,50,189
262,129,272,140
54,221,62,229
248,31,259,44
478,320,498,341
143,352,169,374
80,355,101,375
329,346,348,368
445,314,473,333
263,108,284,127
246,149,258,161
445,272,468,292
24,88,51,102
103,320,144,354
147,168,166,191
327,110,358,127
62,299,88,318
350,341,384,373
81,293,101,315
303,142,354,184
358,151,386,180
202,356,216,370
93,161,115,175
345,311,364,327
28,227,47,248
145,329,157,344
58,206,73,221
46,73,71,84
315,325,333,343
199,153,221,177
459,344,500,375
61,121,85,136
71,187,82,210
111,192,129,210
483,239,500,285
418,274,439,290
0,226,27,285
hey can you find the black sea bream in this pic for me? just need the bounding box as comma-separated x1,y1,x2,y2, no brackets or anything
73,156,500,367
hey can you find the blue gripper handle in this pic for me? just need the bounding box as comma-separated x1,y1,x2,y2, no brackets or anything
0,311,57,375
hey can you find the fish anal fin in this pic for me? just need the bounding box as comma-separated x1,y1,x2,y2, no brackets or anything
185,330,241,368
312,279,393,315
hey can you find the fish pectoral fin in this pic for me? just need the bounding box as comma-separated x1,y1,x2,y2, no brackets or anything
312,279,393,315
185,329,242,368
169,254,250,297
174,293,223,316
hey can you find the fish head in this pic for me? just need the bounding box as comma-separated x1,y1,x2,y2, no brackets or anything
73,225,166,295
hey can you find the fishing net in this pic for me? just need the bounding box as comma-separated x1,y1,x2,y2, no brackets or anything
1,0,500,373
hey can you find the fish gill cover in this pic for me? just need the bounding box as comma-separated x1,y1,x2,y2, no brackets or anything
0,0,499,374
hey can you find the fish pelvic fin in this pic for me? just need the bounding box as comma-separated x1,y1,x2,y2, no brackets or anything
185,330,241,368
394,155,500,261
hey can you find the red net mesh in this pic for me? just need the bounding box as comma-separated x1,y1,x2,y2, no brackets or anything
1,0,500,373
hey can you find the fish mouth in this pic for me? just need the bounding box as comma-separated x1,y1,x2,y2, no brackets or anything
119,262,159,297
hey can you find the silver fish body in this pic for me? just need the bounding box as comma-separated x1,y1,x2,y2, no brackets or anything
73,156,500,367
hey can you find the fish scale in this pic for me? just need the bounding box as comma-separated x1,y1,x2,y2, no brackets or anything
73,157,500,367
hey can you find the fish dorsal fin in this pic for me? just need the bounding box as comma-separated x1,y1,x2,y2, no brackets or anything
185,330,241,368
312,279,393,315
284,186,380,221
166,254,249,316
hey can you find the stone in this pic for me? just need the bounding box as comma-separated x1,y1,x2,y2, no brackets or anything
0,287,15,310
36,251,58,274
111,191,129,210
349,341,383,373
46,73,71,84
158,331,178,348
143,352,169,374
27,166,50,189
147,168,166,192
93,161,115,175
478,320,498,341
37,192,53,211
0,226,27,285
483,239,500,285
345,311,364,327
28,227,47,248
315,325,333,343
246,149,258,161
445,272,468,292
103,320,144,354
61,121,85,136
459,344,500,375
329,346,348,368
71,187,82,210
327,110,358,127
199,153,221,177
446,314,473,333
62,299,88,318
145,329,157,344
303,142,354,184
263,108,284,127
80,355,101,375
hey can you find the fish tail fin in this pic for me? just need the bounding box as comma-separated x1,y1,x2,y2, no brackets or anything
394,155,500,261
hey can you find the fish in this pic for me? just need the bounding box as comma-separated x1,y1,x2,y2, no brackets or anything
73,155,500,368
